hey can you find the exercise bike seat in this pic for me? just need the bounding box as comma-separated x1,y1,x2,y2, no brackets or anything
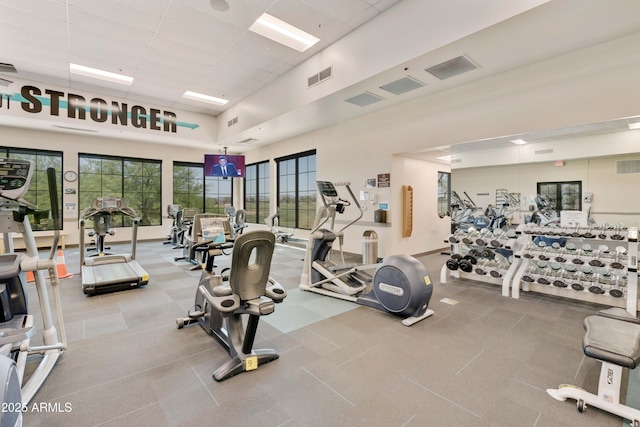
583,310,640,369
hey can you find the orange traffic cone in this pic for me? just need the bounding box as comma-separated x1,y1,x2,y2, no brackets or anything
55,250,73,279
25,250,73,282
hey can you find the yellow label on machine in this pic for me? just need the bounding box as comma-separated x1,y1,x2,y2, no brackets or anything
142,274,149,281
424,275,432,286
245,356,258,371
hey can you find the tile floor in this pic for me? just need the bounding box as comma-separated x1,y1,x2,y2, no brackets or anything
18,235,630,426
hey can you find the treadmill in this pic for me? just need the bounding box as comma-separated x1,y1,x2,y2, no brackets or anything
79,197,149,295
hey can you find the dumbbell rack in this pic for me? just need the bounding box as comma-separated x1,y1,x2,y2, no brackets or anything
512,224,639,314
440,229,519,297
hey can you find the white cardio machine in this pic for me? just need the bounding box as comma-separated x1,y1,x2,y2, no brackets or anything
0,160,67,424
300,180,434,326
79,197,149,295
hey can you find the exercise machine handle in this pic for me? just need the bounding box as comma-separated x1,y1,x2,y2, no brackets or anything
46,167,60,260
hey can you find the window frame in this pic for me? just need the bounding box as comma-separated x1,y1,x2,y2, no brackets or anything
78,153,162,227
172,161,205,213
244,160,270,224
275,149,316,230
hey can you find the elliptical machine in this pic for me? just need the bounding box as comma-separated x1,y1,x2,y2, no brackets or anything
300,181,434,326
164,204,182,246
0,160,67,415
176,230,287,381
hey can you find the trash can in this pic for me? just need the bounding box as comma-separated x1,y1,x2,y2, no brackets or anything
362,230,378,265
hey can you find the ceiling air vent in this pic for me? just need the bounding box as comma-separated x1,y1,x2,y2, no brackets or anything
616,159,640,174
237,138,257,144
379,76,425,96
0,63,17,73
451,159,462,164
534,148,554,155
307,66,332,88
425,55,478,80
227,116,238,127
344,92,385,107
0,77,11,87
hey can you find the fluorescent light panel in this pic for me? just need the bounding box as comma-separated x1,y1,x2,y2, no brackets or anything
436,155,452,162
183,90,229,106
628,121,640,130
69,63,133,85
249,13,319,52
511,139,527,145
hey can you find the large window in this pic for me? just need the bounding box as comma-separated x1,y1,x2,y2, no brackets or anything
276,150,316,229
244,161,270,224
173,162,204,211
79,154,162,226
205,177,232,215
537,180,582,214
0,147,63,230
437,171,451,217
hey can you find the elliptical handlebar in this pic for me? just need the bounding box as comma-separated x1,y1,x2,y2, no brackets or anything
46,167,61,260
314,180,363,234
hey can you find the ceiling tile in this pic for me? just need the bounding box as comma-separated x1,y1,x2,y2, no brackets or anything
67,0,163,32
68,10,156,45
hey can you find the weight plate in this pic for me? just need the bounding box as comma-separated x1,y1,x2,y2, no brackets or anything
610,289,624,298
571,283,584,291
588,286,605,295
463,255,477,264
553,280,567,288
446,259,459,270
459,261,473,272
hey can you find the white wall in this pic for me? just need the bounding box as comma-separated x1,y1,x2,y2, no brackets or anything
244,119,451,257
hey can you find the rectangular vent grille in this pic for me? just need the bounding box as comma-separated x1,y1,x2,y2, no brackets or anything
616,159,640,174
426,55,478,80
344,92,385,107
227,117,238,127
0,63,17,73
0,77,12,87
451,159,462,164
307,66,332,88
379,76,425,95
534,148,554,155
238,138,257,144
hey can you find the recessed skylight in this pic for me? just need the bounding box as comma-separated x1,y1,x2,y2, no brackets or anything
69,63,133,85
249,13,319,52
182,91,229,106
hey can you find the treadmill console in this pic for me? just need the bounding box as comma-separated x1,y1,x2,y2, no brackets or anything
0,159,33,200
317,181,338,197
99,197,120,211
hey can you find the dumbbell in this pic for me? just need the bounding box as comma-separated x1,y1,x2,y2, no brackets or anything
521,265,538,283
610,246,627,270
474,228,492,246
583,226,596,239
445,254,464,270
611,224,626,241
475,259,491,275
536,261,551,285
458,253,477,273
448,229,465,244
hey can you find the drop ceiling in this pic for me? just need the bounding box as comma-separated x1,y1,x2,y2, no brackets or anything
2,0,640,153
